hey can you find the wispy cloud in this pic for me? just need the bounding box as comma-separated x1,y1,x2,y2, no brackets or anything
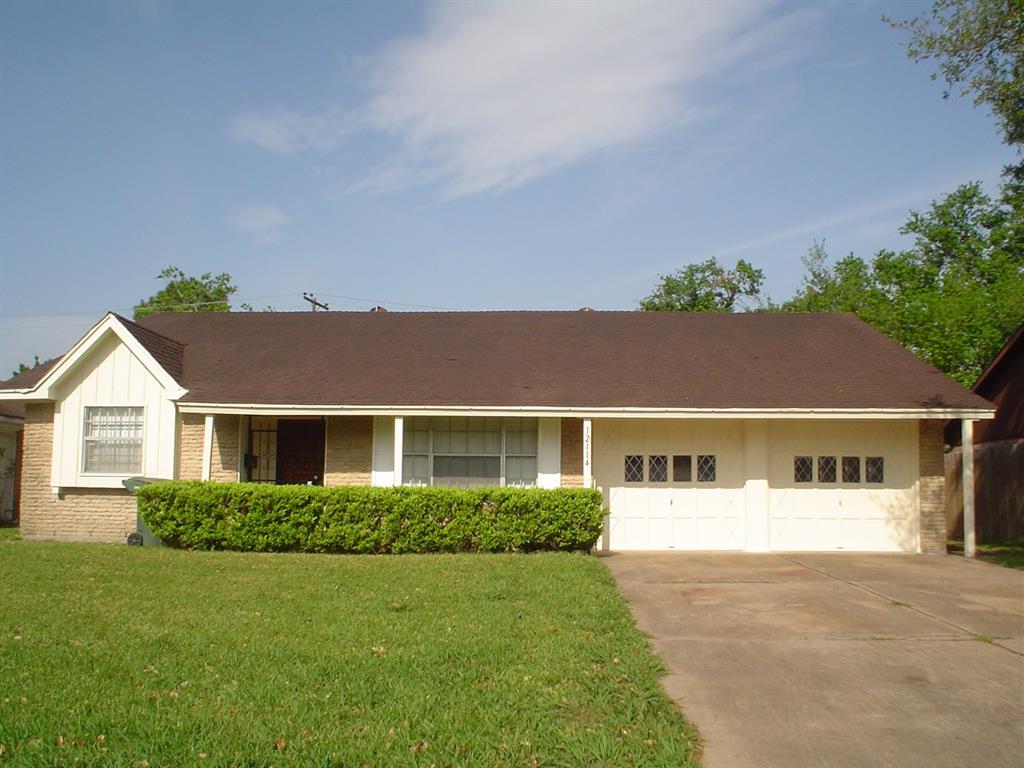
227,109,351,155
228,1,812,198
227,203,290,242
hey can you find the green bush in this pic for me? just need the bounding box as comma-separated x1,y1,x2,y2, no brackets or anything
136,482,605,554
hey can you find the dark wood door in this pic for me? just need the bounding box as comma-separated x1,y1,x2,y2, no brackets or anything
276,419,325,485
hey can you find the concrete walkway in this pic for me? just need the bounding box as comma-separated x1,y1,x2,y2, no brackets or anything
604,553,1024,768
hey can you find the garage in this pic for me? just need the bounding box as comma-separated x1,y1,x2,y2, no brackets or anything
594,418,921,553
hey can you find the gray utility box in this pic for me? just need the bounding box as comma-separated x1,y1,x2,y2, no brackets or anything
122,476,166,547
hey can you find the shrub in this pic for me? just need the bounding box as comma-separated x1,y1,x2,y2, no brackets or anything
136,482,605,554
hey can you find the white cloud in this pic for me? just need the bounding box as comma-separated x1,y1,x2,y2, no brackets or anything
227,204,290,242
227,109,351,154
229,1,811,198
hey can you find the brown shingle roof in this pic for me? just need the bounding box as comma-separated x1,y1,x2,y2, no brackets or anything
124,311,991,411
115,314,185,384
0,359,59,390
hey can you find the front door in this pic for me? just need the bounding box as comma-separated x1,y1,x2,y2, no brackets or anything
276,419,325,485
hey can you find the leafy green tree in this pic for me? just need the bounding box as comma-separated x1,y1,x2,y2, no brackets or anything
784,181,1024,385
639,258,765,312
889,0,1024,175
134,267,237,320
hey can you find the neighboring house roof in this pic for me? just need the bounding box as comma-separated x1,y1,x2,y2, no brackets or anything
78,310,994,413
0,402,24,422
945,321,1024,445
0,359,59,390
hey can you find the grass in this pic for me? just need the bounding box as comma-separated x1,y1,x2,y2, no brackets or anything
948,537,1024,570
0,532,698,767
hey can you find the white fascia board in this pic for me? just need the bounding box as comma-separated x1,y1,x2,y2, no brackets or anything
1,313,187,402
175,403,996,420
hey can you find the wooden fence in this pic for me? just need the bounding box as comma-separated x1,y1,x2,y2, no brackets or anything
945,438,1024,540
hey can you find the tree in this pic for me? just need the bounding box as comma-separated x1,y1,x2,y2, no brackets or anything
134,267,237,320
11,355,40,378
639,258,765,312
889,0,1024,175
784,181,1024,385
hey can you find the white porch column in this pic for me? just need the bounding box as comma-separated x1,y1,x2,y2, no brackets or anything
393,416,404,487
201,414,214,481
962,418,976,558
582,418,593,488
743,420,769,552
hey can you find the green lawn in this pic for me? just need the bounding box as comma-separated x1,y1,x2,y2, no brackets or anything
0,530,698,767
948,538,1024,570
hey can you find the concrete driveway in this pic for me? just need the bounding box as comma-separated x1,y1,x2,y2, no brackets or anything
604,553,1024,768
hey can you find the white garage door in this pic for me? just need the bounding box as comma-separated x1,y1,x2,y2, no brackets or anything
767,421,918,552
594,420,746,550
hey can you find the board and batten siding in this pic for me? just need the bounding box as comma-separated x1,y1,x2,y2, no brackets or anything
49,332,177,489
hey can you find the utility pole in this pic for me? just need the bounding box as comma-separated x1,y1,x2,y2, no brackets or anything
302,293,329,312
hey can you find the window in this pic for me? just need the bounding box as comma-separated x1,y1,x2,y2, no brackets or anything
842,456,861,483
649,455,668,482
793,456,813,483
82,406,143,474
865,457,884,484
672,455,692,482
818,456,837,483
402,417,537,488
697,454,716,483
624,455,644,483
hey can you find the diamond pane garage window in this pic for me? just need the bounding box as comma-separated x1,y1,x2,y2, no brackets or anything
865,457,884,484
624,455,644,483
672,455,692,482
697,454,716,483
842,456,861,483
649,455,668,483
818,456,837,484
793,456,813,483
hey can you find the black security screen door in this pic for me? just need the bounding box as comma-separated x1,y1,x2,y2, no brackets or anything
275,419,325,485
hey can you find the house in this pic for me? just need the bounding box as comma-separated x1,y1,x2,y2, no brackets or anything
0,310,993,552
0,402,23,523
944,322,1024,541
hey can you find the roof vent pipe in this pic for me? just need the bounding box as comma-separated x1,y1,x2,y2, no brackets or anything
370,306,388,313
578,306,594,312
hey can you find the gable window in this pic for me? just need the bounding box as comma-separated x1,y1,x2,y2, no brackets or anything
624,455,644,483
82,406,143,474
865,457,884,484
818,456,837,484
648,455,668,483
402,417,537,488
842,456,861,483
697,454,716,483
672,455,692,482
793,456,813,483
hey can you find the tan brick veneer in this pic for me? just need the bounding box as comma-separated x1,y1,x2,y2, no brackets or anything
176,413,205,480
324,416,372,485
918,420,946,554
210,415,240,482
560,417,583,488
20,404,136,542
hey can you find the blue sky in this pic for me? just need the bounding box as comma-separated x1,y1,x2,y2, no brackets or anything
0,0,1015,376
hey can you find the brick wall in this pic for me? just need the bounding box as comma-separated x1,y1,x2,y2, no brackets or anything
324,416,372,485
176,413,205,480
560,417,583,488
210,415,240,482
19,403,136,542
918,419,946,554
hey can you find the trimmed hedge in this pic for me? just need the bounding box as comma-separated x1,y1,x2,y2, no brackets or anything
136,481,605,554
